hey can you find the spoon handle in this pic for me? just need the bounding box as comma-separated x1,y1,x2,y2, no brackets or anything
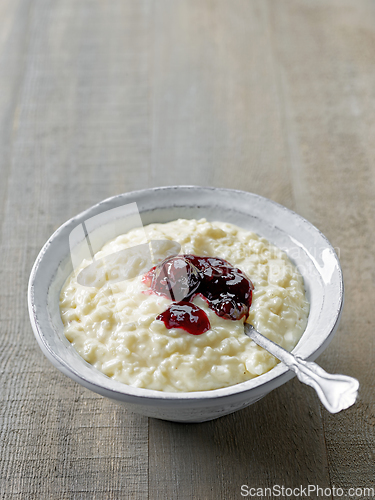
244,324,359,413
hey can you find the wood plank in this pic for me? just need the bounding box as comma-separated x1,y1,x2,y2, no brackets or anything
149,0,294,208
149,381,330,500
148,2,331,498
0,0,33,243
0,1,151,498
268,0,375,490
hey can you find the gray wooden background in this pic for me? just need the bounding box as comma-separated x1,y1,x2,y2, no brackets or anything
1,1,374,498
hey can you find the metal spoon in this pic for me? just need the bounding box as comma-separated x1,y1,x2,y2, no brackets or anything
244,323,359,413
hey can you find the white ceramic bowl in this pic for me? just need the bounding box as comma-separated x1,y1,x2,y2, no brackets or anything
28,187,344,422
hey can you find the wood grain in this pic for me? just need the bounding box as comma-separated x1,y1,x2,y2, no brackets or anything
0,1,151,498
0,0,374,498
268,0,375,490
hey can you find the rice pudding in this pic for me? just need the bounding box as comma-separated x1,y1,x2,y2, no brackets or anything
59,219,309,392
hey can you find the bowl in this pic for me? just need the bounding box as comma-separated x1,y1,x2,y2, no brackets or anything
28,187,344,423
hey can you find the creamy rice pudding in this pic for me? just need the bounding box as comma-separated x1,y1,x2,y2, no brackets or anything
60,219,309,392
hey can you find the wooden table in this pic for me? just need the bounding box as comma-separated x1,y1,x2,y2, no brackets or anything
1,1,374,498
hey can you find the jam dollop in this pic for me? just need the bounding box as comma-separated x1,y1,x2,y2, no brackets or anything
144,255,254,335
157,302,210,335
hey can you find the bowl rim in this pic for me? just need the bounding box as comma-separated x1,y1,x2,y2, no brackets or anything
28,186,344,403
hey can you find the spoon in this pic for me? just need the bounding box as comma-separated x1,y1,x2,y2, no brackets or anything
244,323,359,413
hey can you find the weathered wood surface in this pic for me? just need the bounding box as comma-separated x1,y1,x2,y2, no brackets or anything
0,0,374,498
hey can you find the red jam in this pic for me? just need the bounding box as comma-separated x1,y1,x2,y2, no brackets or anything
157,302,210,335
145,255,254,335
